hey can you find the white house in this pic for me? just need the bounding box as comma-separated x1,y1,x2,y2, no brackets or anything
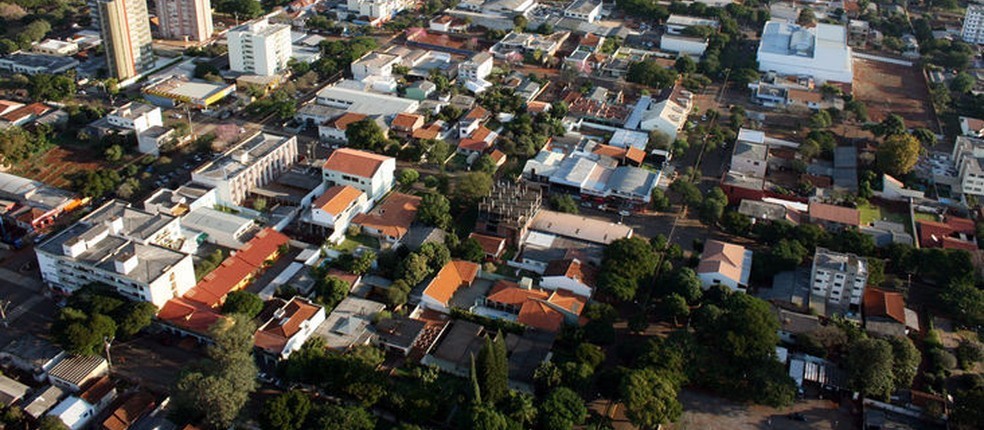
731,128,768,178
458,51,494,82
697,240,753,292
564,0,602,23
47,377,116,430
625,83,694,141
540,258,596,297
660,34,708,56
757,21,854,84
106,102,163,133
254,297,326,362
322,148,396,202
310,185,368,244
350,51,401,81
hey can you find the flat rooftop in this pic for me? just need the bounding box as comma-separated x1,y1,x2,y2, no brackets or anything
1,52,78,70
144,76,234,100
193,132,295,181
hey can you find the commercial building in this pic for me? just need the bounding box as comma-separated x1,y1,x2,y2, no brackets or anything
665,15,720,35
0,172,81,234
344,0,414,26
810,248,867,314
191,132,298,205
35,201,196,308
660,34,709,56
33,39,80,56
731,128,769,177
564,0,602,23
155,0,214,42
97,0,154,80
142,76,236,109
697,240,753,292
757,21,853,84
624,82,694,140
227,17,292,76
321,148,396,202
106,102,163,133
350,51,400,81
961,3,984,44
0,52,78,75
315,79,419,116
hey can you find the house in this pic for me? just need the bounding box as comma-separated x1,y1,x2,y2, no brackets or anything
0,373,29,406
564,0,602,22
254,297,327,361
478,280,586,332
732,129,769,177
863,288,919,337
959,116,984,138
318,112,369,142
48,377,116,430
100,391,157,430
310,185,368,244
21,385,65,420
624,82,694,141
697,240,753,292
459,52,493,85
420,260,481,312
0,335,66,381
457,125,498,156
458,106,489,138
404,81,436,101
917,215,977,251
374,316,428,356
468,232,507,259
351,52,400,81
351,192,422,244
47,355,109,392
390,113,425,135
322,148,396,202
0,102,52,128
429,15,469,33
541,258,597,297
808,202,860,230
774,307,822,344
402,226,448,251
312,296,385,350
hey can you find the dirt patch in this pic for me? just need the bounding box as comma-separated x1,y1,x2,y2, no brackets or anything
10,145,106,188
852,58,937,132
669,389,859,430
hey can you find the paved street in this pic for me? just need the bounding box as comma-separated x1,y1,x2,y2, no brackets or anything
0,249,58,347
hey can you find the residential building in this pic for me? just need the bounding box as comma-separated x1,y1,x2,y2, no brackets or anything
155,0,214,42
47,355,108,392
665,15,720,35
21,385,65,419
344,0,414,26
351,52,400,81
475,181,542,245
254,297,326,361
429,14,469,33
624,82,694,140
457,125,498,156
491,32,571,59
477,280,586,332
35,200,196,309
961,3,984,44
863,288,919,337
404,80,436,101
0,52,79,75
312,296,385,350
136,126,173,156
960,116,984,137
0,335,66,381
227,18,292,76
33,39,80,56
468,232,507,259
952,136,984,198
106,102,163,133
309,185,368,244
917,215,977,251
697,240,753,292
420,260,481,312
731,128,769,177
808,202,860,230
541,258,597,297
0,374,29,406
458,106,489,138
847,19,870,47
47,378,116,430
0,171,81,234
374,316,427,356
322,148,396,202
318,112,368,142
390,112,425,135
810,248,867,313
458,51,494,81
100,392,157,430
757,21,854,84
97,0,154,80
351,192,422,244
564,0,602,22
191,132,298,205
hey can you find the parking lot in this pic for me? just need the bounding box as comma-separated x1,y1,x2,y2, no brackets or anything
670,389,858,430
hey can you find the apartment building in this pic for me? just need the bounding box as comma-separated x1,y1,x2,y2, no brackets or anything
962,4,984,44
35,201,196,308
810,248,868,313
227,18,292,76
191,132,299,205
458,52,494,82
106,102,163,133
952,136,984,198
97,0,154,80
155,0,214,42
344,0,414,26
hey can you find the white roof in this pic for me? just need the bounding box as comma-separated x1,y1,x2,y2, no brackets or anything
530,210,633,245
316,80,419,116
181,206,253,237
48,396,91,429
737,128,765,145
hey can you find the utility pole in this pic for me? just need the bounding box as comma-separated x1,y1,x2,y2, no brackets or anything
0,299,10,327
104,336,114,367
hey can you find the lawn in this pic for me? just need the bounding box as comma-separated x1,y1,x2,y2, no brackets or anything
335,234,380,252
858,202,908,225
913,212,939,223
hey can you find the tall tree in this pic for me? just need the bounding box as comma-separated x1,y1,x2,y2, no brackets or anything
259,391,312,430
539,387,587,430
222,290,264,318
476,334,509,405
887,336,921,390
621,368,682,429
417,192,452,229
846,338,895,399
876,134,921,176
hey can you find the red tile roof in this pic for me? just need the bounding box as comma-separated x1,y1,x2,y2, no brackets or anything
458,137,492,152
543,258,597,288
485,281,586,332
313,185,364,216
352,192,421,239
468,232,506,257
412,122,442,140
391,113,424,131
463,106,488,120
331,113,368,131
696,240,748,284
323,148,392,179
101,392,156,430
808,202,860,226
917,216,978,251
254,297,323,354
422,260,480,307
489,149,507,165
79,375,115,404
157,298,224,334
863,288,906,324
1,103,50,123
183,228,288,308
234,228,289,267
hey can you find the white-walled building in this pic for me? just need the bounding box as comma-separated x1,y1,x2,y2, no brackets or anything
731,128,769,178
952,136,984,198
310,185,368,244
697,240,753,292
33,39,80,56
458,51,494,82
106,102,163,133
155,0,213,42
316,80,419,116
624,83,694,141
322,148,396,202
540,258,596,297
564,0,602,23
191,132,298,205
254,297,326,361
227,17,292,76
35,201,196,308
962,4,984,44
757,21,853,84
345,0,414,25
351,51,400,81
660,34,709,56
810,248,867,311
665,15,720,35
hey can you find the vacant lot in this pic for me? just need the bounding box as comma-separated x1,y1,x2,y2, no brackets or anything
853,58,936,132
670,389,859,430
11,145,105,188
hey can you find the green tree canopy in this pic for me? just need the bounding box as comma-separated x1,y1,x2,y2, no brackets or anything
417,192,452,229
455,172,493,202
259,390,312,430
476,334,509,405
539,387,587,430
221,290,264,318
846,338,896,399
626,60,677,88
621,368,683,428
876,134,921,176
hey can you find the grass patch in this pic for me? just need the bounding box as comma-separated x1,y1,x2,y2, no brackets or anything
858,202,908,225
913,212,938,223
335,234,380,252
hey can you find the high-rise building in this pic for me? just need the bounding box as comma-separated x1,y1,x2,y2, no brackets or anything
962,4,984,45
156,0,214,42
98,0,155,80
227,18,292,76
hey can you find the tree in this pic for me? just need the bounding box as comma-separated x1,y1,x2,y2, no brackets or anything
428,139,450,163
869,114,907,137
104,144,124,162
846,338,895,399
603,237,658,281
699,187,727,225
29,73,75,102
669,179,701,205
215,0,264,19
887,336,920,390
513,14,528,31
222,291,264,318
346,119,388,152
912,128,937,146
951,386,984,430
456,238,486,263
938,279,984,328
311,404,376,430
621,368,682,429
597,271,638,303
54,310,117,355
650,188,671,211
455,172,493,202
549,194,579,214
627,60,677,88
797,8,817,26
397,253,430,285
476,334,508,405
469,404,513,430
37,416,69,430
674,55,697,74
312,274,351,309
666,268,702,303
876,134,921,176
260,391,312,430
722,211,751,235
417,193,452,229
809,110,833,129
663,293,690,325
397,168,420,187
116,301,157,338
539,387,587,430
951,72,975,94
505,391,538,427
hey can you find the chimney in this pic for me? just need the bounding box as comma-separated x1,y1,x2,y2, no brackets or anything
114,252,138,274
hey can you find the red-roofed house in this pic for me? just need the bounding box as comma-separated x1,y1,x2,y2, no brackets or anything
863,288,919,337
351,192,421,244
541,258,597,297
390,113,425,135
323,148,396,201
310,185,368,244
420,260,480,312
917,216,978,251
960,116,984,138
100,392,156,430
808,202,860,230
457,125,498,156
468,232,507,259
318,113,369,142
1,103,51,127
480,280,586,332
697,240,753,293
254,297,326,361
459,106,489,138
157,298,224,341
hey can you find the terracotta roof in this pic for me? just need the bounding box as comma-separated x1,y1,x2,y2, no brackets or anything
391,113,424,131
463,106,488,120
788,88,823,103
351,192,421,239
80,376,115,404
486,280,548,305
485,282,586,332
331,113,368,130
422,260,480,307
432,14,453,24
412,122,442,140
157,298,223,334
917,217,978,251
1,103,50,122
254,297,323,354
468,232,506,257
964,117,984,133
234,228,289,267
326,268,360,287
808,202,860,226
458,137,492,152
0,100,22,113
490,149,507,165
863,288,906,324
527,101,550,113
580,33,601,47
518,301,566,332
696,240,749,284
470,125,495,142
543,259,597,288
183,228,288,308
323,148,392,179
625,147,646,165
592,143,627,158
313,185,364,216
101,392,156,430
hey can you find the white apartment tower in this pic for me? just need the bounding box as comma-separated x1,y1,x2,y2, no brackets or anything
227,18,292,76
962,4,984,45
155,0,214,42
810,248,868,312
98,0,155,80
